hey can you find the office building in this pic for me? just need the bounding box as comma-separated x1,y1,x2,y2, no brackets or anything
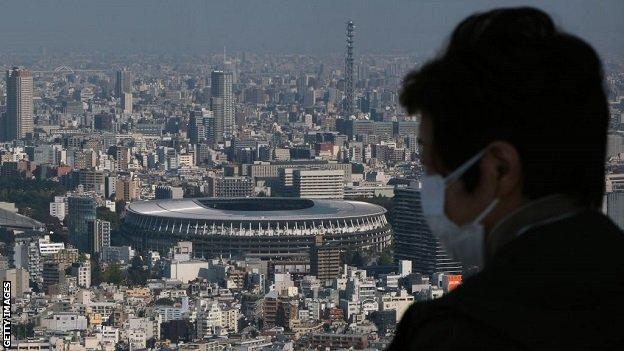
42,262,67,291
188,109,216,145
49,196,67,221
4,67,33,141
249,160,352,181
0,267,30,298
72,169,105,193
115,177,140,202
393,183,462,276
88,219,111,256
310,235,341,283
293,169,344,199
207,176,254,198
155,185,184,199
211,70,234,139
67,196,97,253
121,92,133,113
189,112,207,144
71,260,91,288
115,69,132,98
116,146,131,171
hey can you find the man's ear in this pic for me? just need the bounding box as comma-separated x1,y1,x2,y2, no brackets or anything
484,141,522,198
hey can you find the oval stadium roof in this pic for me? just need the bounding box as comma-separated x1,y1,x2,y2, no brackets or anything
126,197,386,221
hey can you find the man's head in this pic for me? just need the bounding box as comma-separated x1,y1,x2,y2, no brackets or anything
401,7,608,229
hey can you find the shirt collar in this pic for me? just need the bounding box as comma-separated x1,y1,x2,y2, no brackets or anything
485,194,585,262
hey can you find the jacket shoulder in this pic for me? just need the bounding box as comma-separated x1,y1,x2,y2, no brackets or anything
387,299,524,350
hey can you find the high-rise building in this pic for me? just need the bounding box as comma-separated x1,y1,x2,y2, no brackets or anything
310,235,341,283
116,146,131,171
13,235,65,288
207,176,254,198
42,261,67,293
189,114,206,145
393,183,462,276
188,110,215,145
49,196,67,221
0,268,29,298
71,260,91,288
67,196,97,253
210,70,234,140
72,169,105,193
293,169,344,199
88,219,111,256
115,177,140,202
121,92,133,114
115,69,132,98
304,87,317,108
4,67,33,141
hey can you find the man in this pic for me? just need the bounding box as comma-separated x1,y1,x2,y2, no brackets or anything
389,7,624,350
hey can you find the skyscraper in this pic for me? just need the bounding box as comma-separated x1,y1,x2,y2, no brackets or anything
87,219,111,256
121,92,133,114
210,70,234,141
188,113,207,145
344,21,355,116
67,196,97,253
115,69,132,98
4,67,33,141
116,146,131,171
189,109,215,145
393,183,462,276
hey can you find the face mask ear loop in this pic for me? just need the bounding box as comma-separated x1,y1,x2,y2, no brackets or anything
443,149,486,186
474,198,499,224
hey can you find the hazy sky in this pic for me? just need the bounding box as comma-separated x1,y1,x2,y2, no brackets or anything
0,0,622,56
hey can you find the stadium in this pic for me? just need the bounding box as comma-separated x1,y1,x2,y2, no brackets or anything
121,197,392,261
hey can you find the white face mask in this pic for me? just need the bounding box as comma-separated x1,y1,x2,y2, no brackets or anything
420,150,498,273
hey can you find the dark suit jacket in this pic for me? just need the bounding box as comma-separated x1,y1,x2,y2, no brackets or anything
388,210,624,350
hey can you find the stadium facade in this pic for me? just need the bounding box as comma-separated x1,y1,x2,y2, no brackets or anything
121,198,392,262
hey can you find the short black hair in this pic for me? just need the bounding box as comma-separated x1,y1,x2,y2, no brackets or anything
401,7,608,207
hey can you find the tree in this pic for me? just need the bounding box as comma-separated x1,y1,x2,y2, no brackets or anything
127,255,148,286
91,260,103,286
343,250,366,267
378,247,394,265
0,176,66,225
12,322,34,339
97,206,121,231
103,264,123,285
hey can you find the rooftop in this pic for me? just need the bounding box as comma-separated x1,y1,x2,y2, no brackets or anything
126,197,385,221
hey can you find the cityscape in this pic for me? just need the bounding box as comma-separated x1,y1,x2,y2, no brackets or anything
1,1,624,350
